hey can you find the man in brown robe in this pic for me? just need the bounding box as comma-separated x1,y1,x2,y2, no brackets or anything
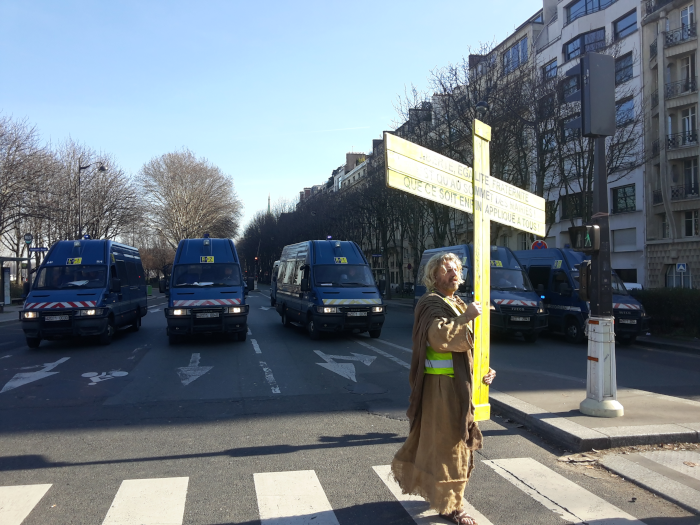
391,252,496,525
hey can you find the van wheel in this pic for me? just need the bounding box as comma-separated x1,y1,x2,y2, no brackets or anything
237,330,247,342
129,311,141,332
307,319,322,340
565,319,585,344
369,329,381,339
618,335,636,346
99,320,115,346
26,337,41,349
523,332,538,343
282,309,291,327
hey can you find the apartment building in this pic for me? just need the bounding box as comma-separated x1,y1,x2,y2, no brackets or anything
535,0,647,285
643,0,700,288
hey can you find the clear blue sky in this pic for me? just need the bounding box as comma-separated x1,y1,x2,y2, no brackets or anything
1,0,543,233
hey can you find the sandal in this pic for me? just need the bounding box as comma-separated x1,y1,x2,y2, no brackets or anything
440,509,478,525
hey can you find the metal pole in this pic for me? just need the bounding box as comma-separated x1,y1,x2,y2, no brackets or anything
590,136,613,316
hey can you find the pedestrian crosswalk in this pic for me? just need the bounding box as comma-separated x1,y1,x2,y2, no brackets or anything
0,459,654,524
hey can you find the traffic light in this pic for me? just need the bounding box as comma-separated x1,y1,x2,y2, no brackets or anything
564,53,616,138
577,260,592,302
569,225,600,253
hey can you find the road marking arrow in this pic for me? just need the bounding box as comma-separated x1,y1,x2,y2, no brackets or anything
177,353,212,386
0,357,70,393
259,307,271,311
313,350,376,382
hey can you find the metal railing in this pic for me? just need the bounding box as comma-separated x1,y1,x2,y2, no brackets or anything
666,77,698,99
653,189,663,204
665,23,697,47
650,38,658,59
667,130,698,149
651,89,659,108
671,183,700,200
646,0,675,16
652,138,661,156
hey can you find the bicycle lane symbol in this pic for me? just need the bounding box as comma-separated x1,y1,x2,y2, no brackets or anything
81,371,128,386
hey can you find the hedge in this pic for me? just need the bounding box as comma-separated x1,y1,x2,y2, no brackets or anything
631,288,700,337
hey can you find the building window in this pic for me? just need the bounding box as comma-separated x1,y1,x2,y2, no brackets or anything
538,94,555,118
499,234,510,248
566,0,616,24
615,53,633,85
560,192,584,219
542,59,557,80
681,4,695,28
614,10,637,40
561,75,579,101
661,213,669,238
616,98,634,127
685,158,699,194
612,184,636,213
562,114,581,142
564,28,605,62
517,233,528,250
503,37,528,74
612,228,637,252
685,210,699,236
666,264,692,288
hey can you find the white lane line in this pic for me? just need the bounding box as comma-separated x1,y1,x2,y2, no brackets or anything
102,477,189,525
354,340,410,369
483,458,644,524
259,361,281,394
248,328,253,335
372,465,492,525
372,338,412,354
1,355,11,359
251,339,262,354
254,470,339,525
0,484,52,525
256,291,271,299
0,342,13,347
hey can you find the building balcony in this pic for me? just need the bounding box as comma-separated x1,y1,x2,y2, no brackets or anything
666,77,698,100
653,189,663,204
667,130,698,149
665,24,697,48
646,0,675,16
652,138,660,156
651,89,659,108
651,38,658,59
671,183,700,200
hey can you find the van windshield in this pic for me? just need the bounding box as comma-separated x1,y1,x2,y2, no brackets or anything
611,273,629,295
491,268,534,292
173,264,242,287
35,265,107,290
314,265,375,287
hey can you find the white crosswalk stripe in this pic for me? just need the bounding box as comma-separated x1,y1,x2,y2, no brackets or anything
373,465,493,525
254,470,340,525
484,458,645,524
102,477,189,525
0,483,52,525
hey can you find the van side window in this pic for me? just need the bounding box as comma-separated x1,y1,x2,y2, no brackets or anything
126,260,139,287
528,266,550,290
115,257,128,285
282,261,295,284
552,270,568,294
294,260,304,286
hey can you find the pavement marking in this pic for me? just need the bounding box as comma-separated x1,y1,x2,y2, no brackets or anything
259,306,271,311
252,338,262,354
0,342,12,347
484,457,644,524
102,477,189,525
0,355,10,359
82,370,128,386
372,465,492,525
0,483,52,525
248,327,253,335
354,340,410,369
177,353,213,386
314,350,376,382
254,470,339,525
0,357,70,393
259,361,281,394
372,338,412,354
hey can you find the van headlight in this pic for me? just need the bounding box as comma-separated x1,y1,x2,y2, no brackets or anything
317,306,337,314
172,309,190,316
22,311,38,319
372,306,384,313
538,301,546,314
228,306,242,314
78,308,105,316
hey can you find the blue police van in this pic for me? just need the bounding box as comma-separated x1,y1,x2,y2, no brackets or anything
415,245,548,342
275,240,385,339
513,248,648,344
21,239,147,348
164,237,248,344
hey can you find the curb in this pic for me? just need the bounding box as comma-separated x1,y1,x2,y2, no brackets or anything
489,390,700,452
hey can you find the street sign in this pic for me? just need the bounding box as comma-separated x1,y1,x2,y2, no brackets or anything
23,233,33,245
385,133,546,236
531,240,548,250
28,247,48,253
676,263,687,272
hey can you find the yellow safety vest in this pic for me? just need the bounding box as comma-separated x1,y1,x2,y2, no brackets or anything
424,294,466,378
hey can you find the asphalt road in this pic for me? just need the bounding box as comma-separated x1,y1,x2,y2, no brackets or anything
0,289,698,524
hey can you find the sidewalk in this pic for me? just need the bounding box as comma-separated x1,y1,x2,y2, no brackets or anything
490,367,700,514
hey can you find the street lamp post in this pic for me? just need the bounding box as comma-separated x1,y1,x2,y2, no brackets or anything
78,161,107,239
